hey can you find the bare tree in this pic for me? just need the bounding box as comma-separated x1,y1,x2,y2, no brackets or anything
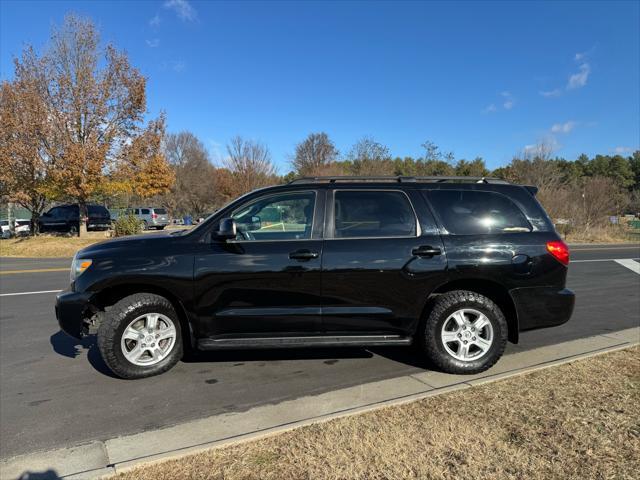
347,136,393,175
291,132,339,176
158,132,218,217
421,140,455,164
224,136,277,194
504,141,566,220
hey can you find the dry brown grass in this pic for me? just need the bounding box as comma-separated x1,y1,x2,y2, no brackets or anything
563,224,639,244
0,235,104,257
114,347,640,480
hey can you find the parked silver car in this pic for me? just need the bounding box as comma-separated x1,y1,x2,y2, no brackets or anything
127,207,170,230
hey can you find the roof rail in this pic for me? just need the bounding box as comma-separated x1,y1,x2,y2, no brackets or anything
288,175,510,185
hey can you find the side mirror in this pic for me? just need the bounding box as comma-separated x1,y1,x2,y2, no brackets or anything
215,218,237,240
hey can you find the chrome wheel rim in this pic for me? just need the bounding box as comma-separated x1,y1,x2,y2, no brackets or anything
120,313,177,366
440,308,494,362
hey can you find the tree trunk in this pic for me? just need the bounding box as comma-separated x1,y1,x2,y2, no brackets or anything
30,210,40,235
79,200,88,237
7,202,15,237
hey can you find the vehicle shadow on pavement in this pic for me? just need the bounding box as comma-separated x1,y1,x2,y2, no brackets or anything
368,346,434,370
17,469,62,480
182,347,375,364
49,331,118,378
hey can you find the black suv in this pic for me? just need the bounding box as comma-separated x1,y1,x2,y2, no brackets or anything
39,204,111,234
56,176,574,379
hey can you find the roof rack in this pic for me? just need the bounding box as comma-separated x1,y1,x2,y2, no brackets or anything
288,175,510,185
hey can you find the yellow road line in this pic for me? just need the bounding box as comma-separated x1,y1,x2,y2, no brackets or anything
0,268,70,275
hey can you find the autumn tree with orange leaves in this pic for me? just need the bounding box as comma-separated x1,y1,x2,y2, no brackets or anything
0,14,173,235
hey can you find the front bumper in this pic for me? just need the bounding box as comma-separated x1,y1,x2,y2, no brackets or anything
511,287,575,331
55,290,93,339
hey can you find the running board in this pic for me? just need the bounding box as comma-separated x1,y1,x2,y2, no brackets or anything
197,335,413,350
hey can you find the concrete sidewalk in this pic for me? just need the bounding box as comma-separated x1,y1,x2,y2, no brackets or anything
2,327,638,480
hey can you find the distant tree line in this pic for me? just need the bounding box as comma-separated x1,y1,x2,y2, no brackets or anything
1,15,638,240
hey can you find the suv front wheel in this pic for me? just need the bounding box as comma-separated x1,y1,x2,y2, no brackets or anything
97,293,183,379
420,290,507,374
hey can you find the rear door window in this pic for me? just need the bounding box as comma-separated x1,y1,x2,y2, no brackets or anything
141,209,150,215
427,190,531,235
332,190,417,239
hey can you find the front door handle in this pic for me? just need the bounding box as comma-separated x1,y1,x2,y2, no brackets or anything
289,249,319,261
412,245,442,258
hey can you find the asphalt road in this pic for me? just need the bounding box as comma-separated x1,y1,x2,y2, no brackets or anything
1,244,639,459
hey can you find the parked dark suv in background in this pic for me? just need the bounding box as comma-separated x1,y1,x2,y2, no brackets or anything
56,176,574,379
39,204,111,234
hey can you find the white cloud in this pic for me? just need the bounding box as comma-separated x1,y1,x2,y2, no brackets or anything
172,61,186,72
149,14,161,27
614,146,633,154
483,103,497,114
567,63,590,89
523,137,560,157
146,38,160,48
501,91,514,110
164,0,197,22
551,121,577,134
540,88,562,98
482,91,515,113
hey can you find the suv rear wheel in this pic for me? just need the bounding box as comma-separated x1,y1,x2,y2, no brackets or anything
97,293,183,379
420,290,507,374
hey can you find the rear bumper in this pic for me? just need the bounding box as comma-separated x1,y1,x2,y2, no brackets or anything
511,287,575,331
88,222,111,230
55,290,93,339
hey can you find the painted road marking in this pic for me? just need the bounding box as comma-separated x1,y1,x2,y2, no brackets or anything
571,246,640,251
0,268,69,275
0,289,62,297
614,259,640,275
571,258,640,263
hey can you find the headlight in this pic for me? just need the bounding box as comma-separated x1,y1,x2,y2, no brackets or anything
70,256,92,282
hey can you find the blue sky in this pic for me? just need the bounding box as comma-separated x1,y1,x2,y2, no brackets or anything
1,0,639,172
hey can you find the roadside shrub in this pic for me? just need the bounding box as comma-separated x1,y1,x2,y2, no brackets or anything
114,214,142,237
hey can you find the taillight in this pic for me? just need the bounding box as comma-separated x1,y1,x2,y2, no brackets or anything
152,212,158,219
546,240,570,266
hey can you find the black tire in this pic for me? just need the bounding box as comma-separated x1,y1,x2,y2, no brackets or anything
142,220,149,230
157,226,165,230
420,290,507,374
97,293,183,379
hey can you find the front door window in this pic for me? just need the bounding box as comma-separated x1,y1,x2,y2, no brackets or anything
231,191,316,241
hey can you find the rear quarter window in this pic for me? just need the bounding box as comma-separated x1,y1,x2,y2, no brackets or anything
427,190,532,235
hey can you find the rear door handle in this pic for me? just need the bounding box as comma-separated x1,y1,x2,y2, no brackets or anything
412,245,442,257
289,249,319,261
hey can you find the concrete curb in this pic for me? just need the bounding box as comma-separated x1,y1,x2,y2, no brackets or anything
2,327,638,480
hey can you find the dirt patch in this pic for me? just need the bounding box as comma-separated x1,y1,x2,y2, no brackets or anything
113,347,640,480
